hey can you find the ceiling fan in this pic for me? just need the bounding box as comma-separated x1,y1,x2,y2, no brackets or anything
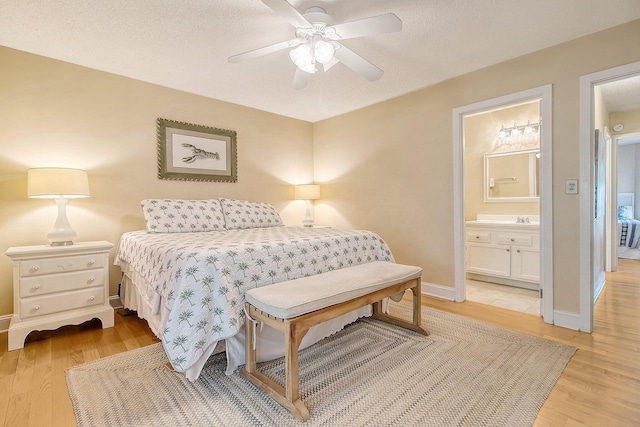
228,0,402,89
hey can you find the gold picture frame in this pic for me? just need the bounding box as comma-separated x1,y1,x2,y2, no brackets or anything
157,118,237,182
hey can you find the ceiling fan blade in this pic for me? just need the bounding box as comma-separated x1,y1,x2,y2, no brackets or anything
292,67,310,90
333,45,384,81
228,39,301,63
262,0,312,29
328,13,402,40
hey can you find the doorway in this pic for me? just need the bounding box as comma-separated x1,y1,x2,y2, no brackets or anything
463,101,541,314
453,85,554,324
578,60,640,332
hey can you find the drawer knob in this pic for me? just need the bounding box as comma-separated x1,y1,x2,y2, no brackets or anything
510,238,515,242
517,249,521,253
89,296,95,301
475,236,480,239
33,305,40,311
88,277,95,283
88,260,95,266
506,249,510,252
32,265,40,271
32,284,41,290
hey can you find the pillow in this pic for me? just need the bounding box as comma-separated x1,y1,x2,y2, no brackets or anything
141,199,226,232
219,198,283,229
618,205,634,220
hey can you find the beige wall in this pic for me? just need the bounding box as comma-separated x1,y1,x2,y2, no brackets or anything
464,102,540,220
2,19,640,319
611,110,640,134
314,19,640,313
0,47,314,316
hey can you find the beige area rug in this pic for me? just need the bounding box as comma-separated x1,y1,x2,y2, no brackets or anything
67,302,575,426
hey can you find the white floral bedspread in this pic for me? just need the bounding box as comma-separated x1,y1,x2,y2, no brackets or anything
114,226,393,378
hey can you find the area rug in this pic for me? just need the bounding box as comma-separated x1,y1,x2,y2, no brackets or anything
67,302,575,426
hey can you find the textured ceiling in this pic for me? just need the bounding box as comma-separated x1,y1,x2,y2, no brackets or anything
1,0,640,122
600,75,640,114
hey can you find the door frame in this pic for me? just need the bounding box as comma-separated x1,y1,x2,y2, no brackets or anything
579,60,640,332
453,84,554,323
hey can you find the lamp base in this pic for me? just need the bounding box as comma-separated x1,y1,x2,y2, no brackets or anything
50,241,75,246
47,197,78,246
301,200,315,227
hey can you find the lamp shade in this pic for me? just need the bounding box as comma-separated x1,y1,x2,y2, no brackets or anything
28,168,90,199
294,184,320,200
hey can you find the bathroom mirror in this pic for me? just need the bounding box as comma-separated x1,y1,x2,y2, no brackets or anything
484,149,540,202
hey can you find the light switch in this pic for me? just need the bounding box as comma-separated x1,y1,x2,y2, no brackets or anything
566,179,578,194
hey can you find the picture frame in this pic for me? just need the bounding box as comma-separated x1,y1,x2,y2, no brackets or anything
157,118,237,182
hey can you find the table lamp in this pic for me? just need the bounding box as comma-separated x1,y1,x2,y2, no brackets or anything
28,168,90,246
294,184,320,227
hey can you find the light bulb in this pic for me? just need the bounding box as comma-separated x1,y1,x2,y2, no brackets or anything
498,125,507,139
314,40,335,64
524,120,534,134
510,123,521,137
289,44,316,74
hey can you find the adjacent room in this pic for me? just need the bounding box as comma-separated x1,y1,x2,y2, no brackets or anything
1,1,640,426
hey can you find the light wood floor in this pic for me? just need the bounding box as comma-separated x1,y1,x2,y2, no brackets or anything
1,259,639,426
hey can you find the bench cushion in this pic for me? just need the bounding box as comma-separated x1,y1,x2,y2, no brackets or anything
245,261,422,319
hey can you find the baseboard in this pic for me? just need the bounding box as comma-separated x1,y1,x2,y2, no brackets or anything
553,309,581,331
110,295,124,310
0,314,11,334
421,281,456,301
594,277,606,303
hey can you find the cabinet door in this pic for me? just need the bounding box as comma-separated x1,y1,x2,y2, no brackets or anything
466,243,511,277
511,247,540,282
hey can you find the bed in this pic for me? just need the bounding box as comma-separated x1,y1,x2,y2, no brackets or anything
617,193,640,259
114,198,394,380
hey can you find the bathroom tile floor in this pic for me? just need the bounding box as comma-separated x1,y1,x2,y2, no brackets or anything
465,279,540,315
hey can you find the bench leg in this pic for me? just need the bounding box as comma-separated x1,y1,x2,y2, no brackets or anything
239,309,311,422
284,322,311,421
372,277,430,336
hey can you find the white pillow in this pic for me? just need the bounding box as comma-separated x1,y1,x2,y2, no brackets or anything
141,199,226,232
219,198,283,229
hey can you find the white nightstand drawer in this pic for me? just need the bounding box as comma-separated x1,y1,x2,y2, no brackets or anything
19,269,104,297
20,286,105,319
496,234,532,246
20,254,104,277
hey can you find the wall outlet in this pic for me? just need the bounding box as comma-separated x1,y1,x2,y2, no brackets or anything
565,179,578,194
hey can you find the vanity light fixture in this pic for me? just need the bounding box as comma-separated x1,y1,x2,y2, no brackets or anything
27,167,90,246
497,120,541,140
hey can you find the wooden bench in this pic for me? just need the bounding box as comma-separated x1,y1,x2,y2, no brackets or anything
239,261,430,422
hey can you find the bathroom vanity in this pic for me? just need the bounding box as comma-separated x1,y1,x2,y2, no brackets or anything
465,214,540,290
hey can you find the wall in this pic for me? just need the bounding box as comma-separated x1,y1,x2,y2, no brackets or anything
0,47,314,316
617,145,636,193
314,19,640,314
464,102,540,220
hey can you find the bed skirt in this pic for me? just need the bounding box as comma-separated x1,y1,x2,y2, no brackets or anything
120,270,372,376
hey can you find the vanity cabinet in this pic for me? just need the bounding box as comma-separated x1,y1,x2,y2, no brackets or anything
465,221,539,289
6,241,114,351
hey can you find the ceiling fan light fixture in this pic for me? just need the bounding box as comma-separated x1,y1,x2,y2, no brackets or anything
289,44,316,74
314,40,335,63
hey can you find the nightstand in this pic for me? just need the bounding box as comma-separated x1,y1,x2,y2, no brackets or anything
6,241,114,351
